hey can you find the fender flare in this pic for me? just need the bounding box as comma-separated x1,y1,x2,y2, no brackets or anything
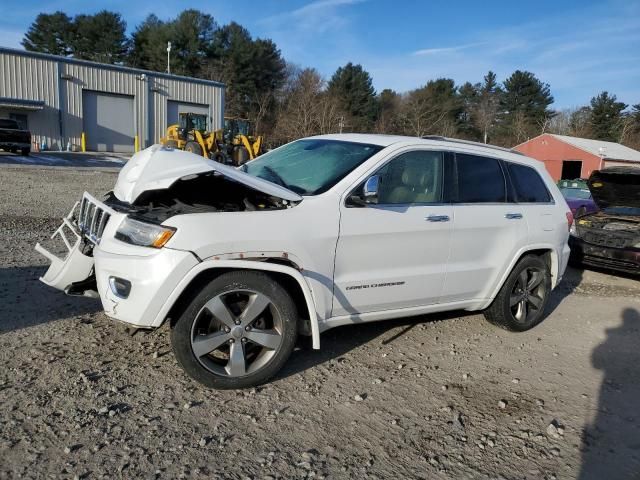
151,259,321,349
481,244,560,309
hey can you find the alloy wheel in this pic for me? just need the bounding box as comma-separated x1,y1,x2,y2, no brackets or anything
190,290,283,377
509,267,546,323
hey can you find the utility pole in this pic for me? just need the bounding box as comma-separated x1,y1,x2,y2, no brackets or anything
167,41,172,74
338,115,344,134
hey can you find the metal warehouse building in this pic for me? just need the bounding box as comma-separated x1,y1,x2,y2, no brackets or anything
0,47,224,153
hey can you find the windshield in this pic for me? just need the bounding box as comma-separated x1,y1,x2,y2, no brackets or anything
560,187,592,200
244,139,383,195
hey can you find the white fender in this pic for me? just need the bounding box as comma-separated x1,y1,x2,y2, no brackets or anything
152,259,321,349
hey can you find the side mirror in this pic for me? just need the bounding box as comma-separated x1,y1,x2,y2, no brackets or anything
363,175,380,204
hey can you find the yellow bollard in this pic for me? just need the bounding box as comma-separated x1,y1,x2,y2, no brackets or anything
134,135,139,153
81,132,86,152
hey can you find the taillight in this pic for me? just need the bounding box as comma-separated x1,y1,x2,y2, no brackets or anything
566,211,574,231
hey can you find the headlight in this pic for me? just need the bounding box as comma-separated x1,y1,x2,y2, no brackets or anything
569,222,577,236
115,217,176,248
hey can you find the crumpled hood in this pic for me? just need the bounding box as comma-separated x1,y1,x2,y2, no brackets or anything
588,166,640,210
113,145,303,204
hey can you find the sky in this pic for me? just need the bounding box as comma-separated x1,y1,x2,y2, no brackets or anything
1,0,639,109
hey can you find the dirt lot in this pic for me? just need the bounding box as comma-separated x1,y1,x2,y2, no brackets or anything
1,165,639,480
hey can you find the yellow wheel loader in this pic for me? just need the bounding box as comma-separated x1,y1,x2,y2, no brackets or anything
223,117,264,165
160,113,226,163
161,113,264,166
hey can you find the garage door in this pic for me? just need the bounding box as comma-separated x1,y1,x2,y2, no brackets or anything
167,101,210,128
83,91,135,153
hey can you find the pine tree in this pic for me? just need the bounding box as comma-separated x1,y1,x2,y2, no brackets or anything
22,12,74,56
71,11,128,64
128,14,171,71
500,70,554,144
327,63,378,131
589,91,627,141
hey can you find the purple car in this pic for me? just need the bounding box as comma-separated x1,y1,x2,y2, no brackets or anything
559,186,598,217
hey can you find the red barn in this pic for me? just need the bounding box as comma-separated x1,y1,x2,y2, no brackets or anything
514,133,640,181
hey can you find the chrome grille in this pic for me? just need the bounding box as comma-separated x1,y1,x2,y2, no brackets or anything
77,195,111,244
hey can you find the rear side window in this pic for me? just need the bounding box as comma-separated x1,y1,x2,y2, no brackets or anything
455,154,506,203
507,163,551,203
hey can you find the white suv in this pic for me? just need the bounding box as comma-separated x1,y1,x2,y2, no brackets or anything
36,135,572,389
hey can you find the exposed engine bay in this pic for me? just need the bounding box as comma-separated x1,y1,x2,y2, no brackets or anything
105,172,295,223
576,212,640,249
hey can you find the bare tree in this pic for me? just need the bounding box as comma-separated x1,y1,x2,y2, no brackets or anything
398,91,448,137
273,68,345,143
547,109,573,135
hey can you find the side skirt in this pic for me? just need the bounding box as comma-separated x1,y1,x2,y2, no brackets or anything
319,299,488,333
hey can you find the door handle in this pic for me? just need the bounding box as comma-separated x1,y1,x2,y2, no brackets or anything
426,214,450,222
505,213,523,219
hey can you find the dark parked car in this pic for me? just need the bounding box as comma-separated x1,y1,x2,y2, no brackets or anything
0,118,31,155
559,186,598,217
569,167,640,274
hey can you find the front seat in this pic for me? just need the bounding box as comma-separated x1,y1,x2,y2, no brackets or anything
385,164,433,204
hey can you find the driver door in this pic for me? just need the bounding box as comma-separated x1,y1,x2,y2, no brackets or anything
332,149,453,317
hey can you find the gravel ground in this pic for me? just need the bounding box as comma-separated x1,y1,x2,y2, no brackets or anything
1,165,639,480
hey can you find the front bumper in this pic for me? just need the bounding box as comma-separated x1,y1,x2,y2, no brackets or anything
94,247,198,327
36,192,200,328
569,235,640,274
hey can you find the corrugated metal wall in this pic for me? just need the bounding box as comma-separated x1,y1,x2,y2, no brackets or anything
150,77,224,146
0,48,224,152
0,52,61,149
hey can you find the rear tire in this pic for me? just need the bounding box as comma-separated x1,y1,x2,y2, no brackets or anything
483,255,551,331
171,271,298,389
21,148,30,156
185,141,203,156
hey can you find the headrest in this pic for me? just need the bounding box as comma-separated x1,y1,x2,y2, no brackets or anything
402,164,428,188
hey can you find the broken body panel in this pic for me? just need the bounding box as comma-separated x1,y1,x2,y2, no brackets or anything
570,167,640,274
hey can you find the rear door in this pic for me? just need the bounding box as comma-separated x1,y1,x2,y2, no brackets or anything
332,149,453,316
505,160,560,251
441,153,529,303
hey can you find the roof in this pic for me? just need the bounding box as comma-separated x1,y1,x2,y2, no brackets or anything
0,97,45,110
0,46,225,89
549,134,640,163
308,133,540,167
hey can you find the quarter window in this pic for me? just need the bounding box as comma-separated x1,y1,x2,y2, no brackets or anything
507,162,551,203
456,154,506,203
375,150,444,205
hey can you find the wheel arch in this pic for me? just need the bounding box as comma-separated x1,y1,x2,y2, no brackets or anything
154,259,321,349
483,245,559,308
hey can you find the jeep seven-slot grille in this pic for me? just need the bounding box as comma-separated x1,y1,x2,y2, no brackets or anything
77,196,111,244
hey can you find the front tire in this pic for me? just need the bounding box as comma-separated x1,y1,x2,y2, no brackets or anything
483,255,551,331
171,271,298,389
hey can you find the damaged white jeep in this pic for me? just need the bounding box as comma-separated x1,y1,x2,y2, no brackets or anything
36,134,572,389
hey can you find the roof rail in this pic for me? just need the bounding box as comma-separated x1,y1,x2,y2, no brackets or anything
421,136,525,156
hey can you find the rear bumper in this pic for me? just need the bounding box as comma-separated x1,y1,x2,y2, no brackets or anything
569,235,640,274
